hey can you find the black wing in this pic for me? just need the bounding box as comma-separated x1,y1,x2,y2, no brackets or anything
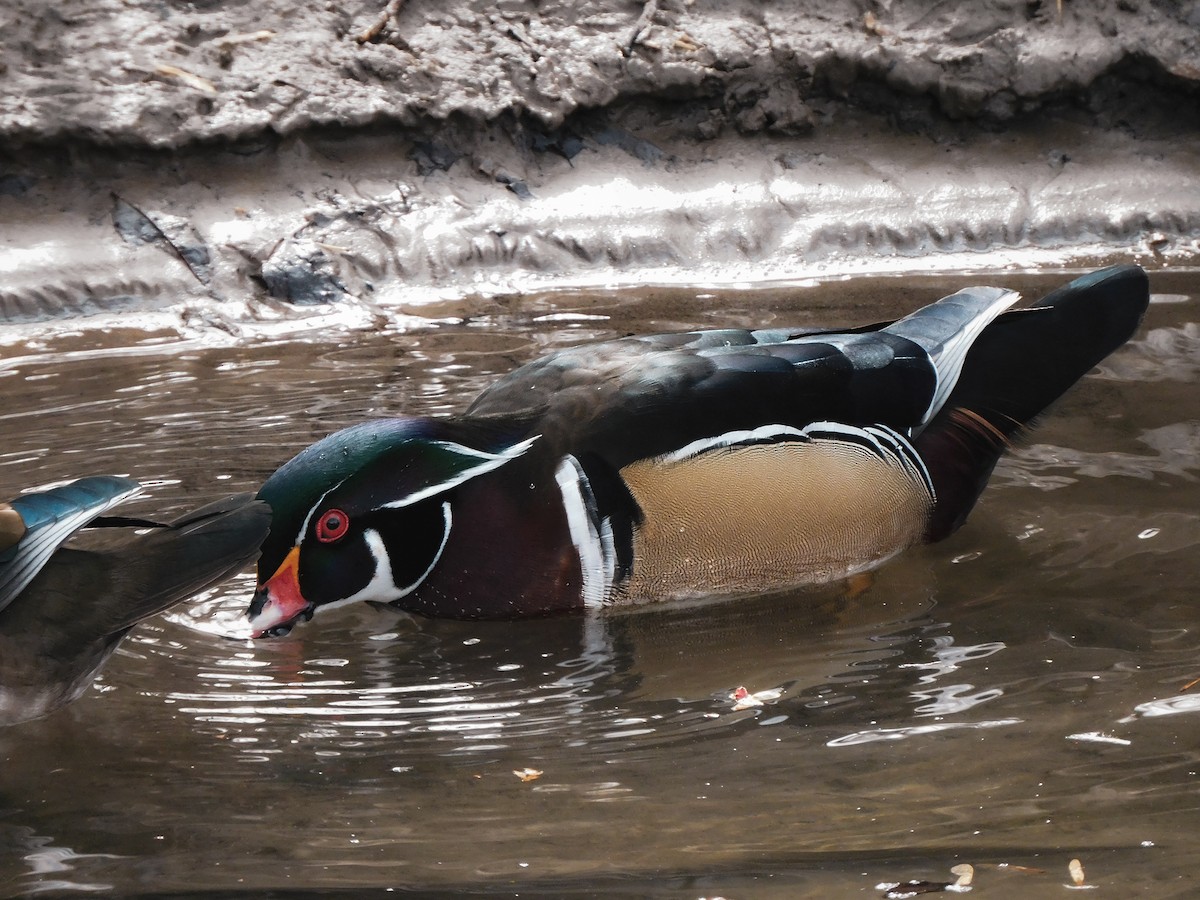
467,321,939,468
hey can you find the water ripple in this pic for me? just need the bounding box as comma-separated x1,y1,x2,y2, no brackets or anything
1,271,1197,895
1124,694,1200,720
826,718,1024,747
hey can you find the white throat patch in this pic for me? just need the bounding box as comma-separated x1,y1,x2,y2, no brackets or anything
317,502,453,614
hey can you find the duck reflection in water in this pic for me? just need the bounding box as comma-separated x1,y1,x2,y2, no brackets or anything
0,477,269,726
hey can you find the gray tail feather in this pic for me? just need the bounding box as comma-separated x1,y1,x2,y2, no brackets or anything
885,286,1020,425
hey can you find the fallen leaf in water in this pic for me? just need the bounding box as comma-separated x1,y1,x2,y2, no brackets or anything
513,767,543,782
878,863,976,897
876,879,952,898
1069,858,1085,884
1063,857,1098,889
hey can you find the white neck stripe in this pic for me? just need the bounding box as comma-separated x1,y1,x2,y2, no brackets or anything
316,503,452,614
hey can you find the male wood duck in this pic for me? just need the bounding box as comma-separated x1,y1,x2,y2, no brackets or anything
0,479,269,725
248,265,1149,636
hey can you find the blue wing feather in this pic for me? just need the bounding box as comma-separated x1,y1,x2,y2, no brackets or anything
0,476,142,614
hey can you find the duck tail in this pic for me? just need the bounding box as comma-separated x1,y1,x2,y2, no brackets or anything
103,494,271,634
884,284,1021,425
913,264,1150,542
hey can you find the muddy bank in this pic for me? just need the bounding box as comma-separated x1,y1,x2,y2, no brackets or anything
3,0,1199,146
2,111,1197,339
1,1,1199,336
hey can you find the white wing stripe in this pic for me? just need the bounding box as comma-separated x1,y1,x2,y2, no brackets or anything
555,456,615,609
657,420,935,501
662,424,811,464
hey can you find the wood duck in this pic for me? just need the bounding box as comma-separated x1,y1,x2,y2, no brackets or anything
0,480,269,725
248,265,1149,636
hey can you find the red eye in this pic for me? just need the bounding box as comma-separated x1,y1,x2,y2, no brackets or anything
316,508,350,543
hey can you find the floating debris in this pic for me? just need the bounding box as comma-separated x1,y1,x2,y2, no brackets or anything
513,767,543,783
877,879,959,898
950,864,973,887
987,863,1044,874
878,863,973,897
730,685,783,711
1065,857,1097,890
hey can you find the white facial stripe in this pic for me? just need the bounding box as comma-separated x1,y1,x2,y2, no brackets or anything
295,476,351,546
321,528,398,609
297,436,537,544
316,502,452,614
380,436,540,510
554,456,615,609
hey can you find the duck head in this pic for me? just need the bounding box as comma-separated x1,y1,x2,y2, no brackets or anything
248,417,539,636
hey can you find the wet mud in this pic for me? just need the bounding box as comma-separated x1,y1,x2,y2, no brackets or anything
2,1,1200,334
4,0,1199,146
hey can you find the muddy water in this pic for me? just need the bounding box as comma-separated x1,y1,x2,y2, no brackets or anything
0,268,1197,898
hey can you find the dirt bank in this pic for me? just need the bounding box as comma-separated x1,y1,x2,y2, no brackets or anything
1,1,1198,337
3,0,1199,146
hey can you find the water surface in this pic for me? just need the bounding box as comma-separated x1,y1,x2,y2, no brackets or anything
1,269,1197,897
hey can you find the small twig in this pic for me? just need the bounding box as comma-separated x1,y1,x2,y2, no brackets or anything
218,30,275,48
153,63,216,96
356,0,407,44
624,0,659,56
111,193,208,286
